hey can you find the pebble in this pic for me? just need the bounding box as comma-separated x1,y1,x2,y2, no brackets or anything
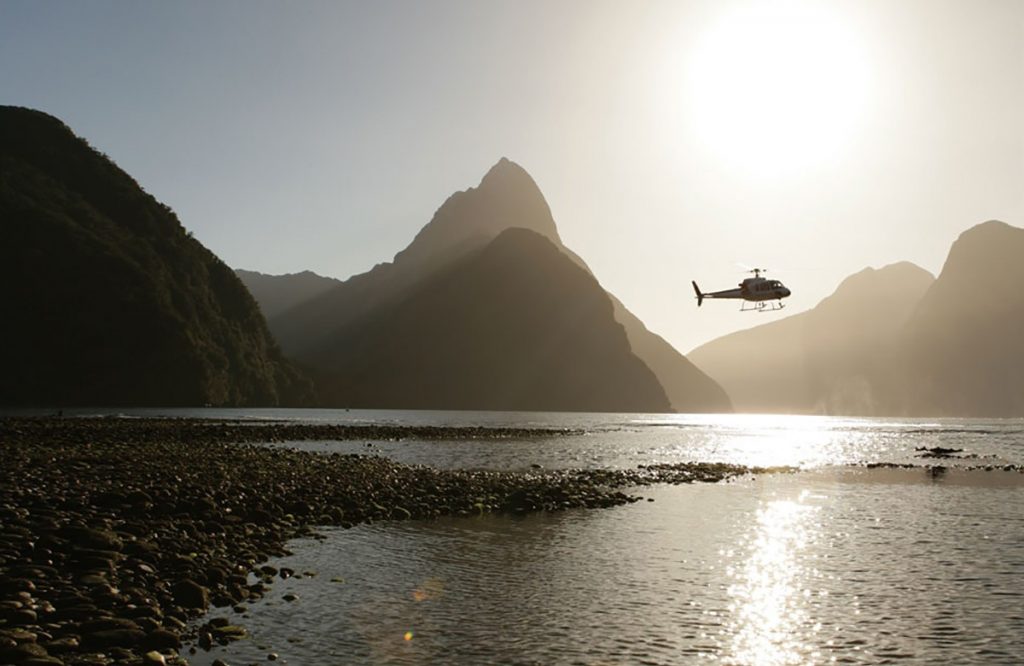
0,416,767,665
142,650,167,665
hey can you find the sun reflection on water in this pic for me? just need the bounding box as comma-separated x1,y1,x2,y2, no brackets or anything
726,490,824,665
637,413,883,468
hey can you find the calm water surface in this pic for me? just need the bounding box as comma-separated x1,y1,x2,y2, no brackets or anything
138,411,1024,665
29,407,1024,468
187,470,1024,665
21,409,1023,663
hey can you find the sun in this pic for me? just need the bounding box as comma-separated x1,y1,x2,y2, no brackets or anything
685,2,871,179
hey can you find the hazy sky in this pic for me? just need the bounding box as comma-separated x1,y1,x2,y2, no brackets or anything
3,0,1021,352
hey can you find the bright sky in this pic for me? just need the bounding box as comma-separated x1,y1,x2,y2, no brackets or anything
2,0,1022,353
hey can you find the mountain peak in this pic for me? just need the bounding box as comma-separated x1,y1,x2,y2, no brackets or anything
392,157,561,272
903,219,1024,415
938,219,1023,288
816,261,934,319
959,219,1014,239
253,156,730,413
480,156,531,186
947,219,1020,261
308,220,671,412
831,262,933,295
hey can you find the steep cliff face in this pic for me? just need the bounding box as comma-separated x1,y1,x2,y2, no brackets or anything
899,220,1024,416
255,158,730,412
307,228,671,412
0,106,312,406
689,262,935,414
607,295,731,412
554,244,731,412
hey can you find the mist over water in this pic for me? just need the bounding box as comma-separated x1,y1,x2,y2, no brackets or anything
146,410,1024,665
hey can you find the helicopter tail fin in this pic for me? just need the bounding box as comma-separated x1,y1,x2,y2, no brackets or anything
692,281,703,307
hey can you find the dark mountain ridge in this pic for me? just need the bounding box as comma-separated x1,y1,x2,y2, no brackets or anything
309,227,672,411
265,158,562,358
242,158,730,412
0,106,312,406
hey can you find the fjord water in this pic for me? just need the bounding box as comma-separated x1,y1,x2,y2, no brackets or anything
190,474,1024,665
48,407,1024,469
59,410,1024,664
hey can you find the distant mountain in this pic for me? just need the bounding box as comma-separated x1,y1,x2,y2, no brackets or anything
0,106,312,406
689,262,935,414
802,262,936,414
899,220,1024,416
247,158,730,412
688,312,812,413
308,227,671,411
235,269,340,320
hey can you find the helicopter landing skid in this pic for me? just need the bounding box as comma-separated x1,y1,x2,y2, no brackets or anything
741,300,785,312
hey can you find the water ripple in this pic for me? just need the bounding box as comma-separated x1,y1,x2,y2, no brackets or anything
187,471,1024,665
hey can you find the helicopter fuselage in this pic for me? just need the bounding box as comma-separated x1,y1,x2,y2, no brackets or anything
692,273,791,310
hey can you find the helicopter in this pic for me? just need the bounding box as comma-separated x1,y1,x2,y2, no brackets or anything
692,268,791,312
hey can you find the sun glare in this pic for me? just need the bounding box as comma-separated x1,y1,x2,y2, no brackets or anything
686,2,871,179
727,494,823,665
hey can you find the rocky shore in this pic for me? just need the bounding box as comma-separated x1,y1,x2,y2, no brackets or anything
0,418,765,665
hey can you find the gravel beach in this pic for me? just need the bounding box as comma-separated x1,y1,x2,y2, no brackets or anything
0,417,764,665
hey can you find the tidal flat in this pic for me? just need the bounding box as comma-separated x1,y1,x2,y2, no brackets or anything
0,417,764,666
